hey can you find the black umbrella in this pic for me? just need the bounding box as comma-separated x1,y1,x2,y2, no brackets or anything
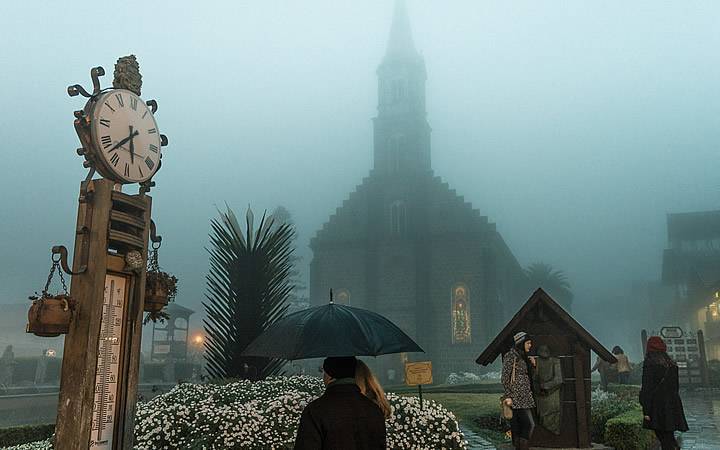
242,301,423,360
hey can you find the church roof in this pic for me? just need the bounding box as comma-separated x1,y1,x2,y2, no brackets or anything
311,170,510,249
475,288,616,366
384,0,419,61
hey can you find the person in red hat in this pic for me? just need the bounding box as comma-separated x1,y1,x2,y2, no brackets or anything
639,336,689,449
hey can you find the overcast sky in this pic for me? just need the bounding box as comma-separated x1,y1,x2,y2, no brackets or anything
1,1,718,350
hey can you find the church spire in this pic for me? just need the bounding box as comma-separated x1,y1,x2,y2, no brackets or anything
384,0,418,60
374,0,430,174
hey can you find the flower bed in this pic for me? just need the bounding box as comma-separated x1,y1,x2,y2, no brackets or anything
135,376,466,449
7,376,467,450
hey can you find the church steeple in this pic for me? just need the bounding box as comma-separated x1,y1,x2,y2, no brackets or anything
374,0,430,175
384,0,418,60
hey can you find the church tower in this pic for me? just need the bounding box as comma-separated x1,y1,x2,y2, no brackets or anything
374,0,431,175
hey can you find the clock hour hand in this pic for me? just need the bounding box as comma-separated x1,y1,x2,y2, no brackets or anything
108,129,139,153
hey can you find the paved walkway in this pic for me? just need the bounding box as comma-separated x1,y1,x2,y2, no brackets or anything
460,426,497,450
679,390,720,449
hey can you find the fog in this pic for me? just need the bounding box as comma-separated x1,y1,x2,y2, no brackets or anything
1,1,718,357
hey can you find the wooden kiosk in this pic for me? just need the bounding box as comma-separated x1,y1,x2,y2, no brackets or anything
476,288,616,448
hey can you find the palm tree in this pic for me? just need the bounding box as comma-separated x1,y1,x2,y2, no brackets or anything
525,262,573,311
203,206,295,380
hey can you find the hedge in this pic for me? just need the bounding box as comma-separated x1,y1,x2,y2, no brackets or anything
0,424,54,447
604,409,656,450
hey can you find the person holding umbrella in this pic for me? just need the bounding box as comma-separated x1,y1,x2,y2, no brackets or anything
294,356,386,449
242,293,423,450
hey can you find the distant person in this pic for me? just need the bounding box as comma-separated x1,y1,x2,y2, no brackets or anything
502,331,536,450
591,356,612,391
639,336,688,450
355,360,392,419
294,356,386,450
612,346,632,384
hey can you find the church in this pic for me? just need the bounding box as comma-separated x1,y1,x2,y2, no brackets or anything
309,1,528,380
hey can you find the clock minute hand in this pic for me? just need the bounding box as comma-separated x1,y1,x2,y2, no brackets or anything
108,130,139,153
129,126,135,164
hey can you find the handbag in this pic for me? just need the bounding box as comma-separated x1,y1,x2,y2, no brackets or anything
500,359,516,420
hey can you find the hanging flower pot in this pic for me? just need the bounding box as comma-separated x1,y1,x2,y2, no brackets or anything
27,294,75,337
144,272,172,313
143,241,178,318
27,255,75,337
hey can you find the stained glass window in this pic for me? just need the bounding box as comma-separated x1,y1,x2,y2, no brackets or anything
451,284,471,343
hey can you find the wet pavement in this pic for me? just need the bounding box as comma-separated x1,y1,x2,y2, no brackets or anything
679,390,720,449
462,390,720,450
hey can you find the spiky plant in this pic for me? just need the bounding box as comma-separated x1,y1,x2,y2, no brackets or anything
203,207,295,380
525,262,574,311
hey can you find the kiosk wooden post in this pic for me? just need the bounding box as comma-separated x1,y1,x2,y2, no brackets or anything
55,179,151,450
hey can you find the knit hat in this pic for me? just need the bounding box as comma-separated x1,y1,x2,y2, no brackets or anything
322,356,357,379
513,331,529,346
646,336,667,353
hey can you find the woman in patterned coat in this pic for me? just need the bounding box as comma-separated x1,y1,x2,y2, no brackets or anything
502,331,537,450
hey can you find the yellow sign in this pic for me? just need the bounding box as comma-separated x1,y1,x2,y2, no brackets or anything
405,361,433,386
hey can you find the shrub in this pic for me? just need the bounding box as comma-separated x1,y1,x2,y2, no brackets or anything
590,388,636,442
0,424,54,447
133,376,467,449
604,409,656,450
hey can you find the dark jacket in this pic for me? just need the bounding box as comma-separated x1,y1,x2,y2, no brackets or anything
294,380,386,450
639,353,689,432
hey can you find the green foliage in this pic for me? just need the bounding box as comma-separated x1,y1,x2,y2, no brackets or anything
525,262,573,311
0,424,54,447
203,207,295,380
607,383,641,402
604,409,655,450
590,389,636,442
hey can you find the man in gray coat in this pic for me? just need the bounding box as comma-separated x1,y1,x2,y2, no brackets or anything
294,356,386,450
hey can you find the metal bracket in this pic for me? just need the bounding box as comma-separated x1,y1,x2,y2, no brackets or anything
146,99,158,113
67,66,105,98
150,220,162,246
51,245,87,275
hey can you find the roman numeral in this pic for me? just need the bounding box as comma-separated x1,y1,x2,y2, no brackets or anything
115,93,124,107
99,118,111,128
101,135,112,149
104,102,116,113
124,163,130,177
144,157,155,170
110,153,120,166
130,97,138,110
147,128,157,134
149,144,158,153
142,110,148,119
138,166,144,178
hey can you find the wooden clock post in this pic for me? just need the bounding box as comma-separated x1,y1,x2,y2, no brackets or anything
55,179,152,450
50,57,168,450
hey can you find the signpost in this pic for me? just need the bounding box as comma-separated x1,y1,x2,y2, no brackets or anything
405,361,433,409
642,327,709,386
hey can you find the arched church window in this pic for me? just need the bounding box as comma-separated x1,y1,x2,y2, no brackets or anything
335,289,351,305
388,134,406,172
390,201,406,234
391,79,406,102
451,284,471,344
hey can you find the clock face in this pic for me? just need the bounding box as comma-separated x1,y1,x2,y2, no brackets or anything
90,89,161,183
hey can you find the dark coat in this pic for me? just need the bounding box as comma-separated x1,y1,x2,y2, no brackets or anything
294,382,386,450
639,354,689,432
